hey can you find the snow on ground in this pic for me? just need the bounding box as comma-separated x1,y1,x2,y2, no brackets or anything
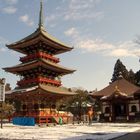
0,123,140,140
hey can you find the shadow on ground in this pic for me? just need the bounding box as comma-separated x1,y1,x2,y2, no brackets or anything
62,131,140,140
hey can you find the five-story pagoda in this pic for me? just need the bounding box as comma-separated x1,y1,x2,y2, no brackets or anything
4,1,76,123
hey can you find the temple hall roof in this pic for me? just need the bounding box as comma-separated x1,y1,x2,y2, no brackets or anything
92,78,140,98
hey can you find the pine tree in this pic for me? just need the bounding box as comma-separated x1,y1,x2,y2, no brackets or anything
128,69,136,84
56,88,95,122
135,70,140,86
0,102,15,118
111,59,129,82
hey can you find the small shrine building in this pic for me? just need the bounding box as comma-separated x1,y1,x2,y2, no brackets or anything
92,78,140,122
3,1,76,124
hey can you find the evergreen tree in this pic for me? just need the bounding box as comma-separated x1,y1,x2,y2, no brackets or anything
56,88,95,122
0,102,15,118
111,59,129,82
128,69,136,84
135,70,140,86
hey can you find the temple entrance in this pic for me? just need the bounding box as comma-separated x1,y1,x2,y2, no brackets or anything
113,103,127,121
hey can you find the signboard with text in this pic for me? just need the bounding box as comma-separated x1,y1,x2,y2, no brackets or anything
0,79,5,102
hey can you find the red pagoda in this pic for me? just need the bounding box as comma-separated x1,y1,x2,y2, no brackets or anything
4,1,76,124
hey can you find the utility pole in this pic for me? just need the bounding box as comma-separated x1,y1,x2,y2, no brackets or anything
0,101,3,129
0,78,6,129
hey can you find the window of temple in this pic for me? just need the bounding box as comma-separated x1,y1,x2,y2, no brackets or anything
105,107,110,113
40,103,45,109
34,104,39,110
22,104,27,110
51,104,56,109
131,105,137,112
60,105,66,110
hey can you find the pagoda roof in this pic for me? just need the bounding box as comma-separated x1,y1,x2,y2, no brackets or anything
92,78,140,98
6,27,73,55
6,1,73,55
39,84,76,95
6,84,77,96
3,58,75,75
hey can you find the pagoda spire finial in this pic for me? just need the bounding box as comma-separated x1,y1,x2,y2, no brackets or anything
39,0,44,30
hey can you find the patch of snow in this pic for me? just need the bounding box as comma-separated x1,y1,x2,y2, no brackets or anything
0,123,140,140
5,86,38,94
101,96,108,99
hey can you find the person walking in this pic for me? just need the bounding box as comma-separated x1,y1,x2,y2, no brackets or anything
88,107,93,125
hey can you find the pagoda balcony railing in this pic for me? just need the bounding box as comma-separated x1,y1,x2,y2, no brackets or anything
17,77,61,87
20,52,60,63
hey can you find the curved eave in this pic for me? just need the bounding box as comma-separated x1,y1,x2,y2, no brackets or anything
6,84,77,97
92,79,140,97
6,28,73,55
42,58,76,74
41,29,73,53
39,84,77,95
3,59,76,75
92,94,103,98
101,94,133,101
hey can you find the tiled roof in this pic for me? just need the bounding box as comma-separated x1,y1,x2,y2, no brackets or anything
93,78,140,97
6,84,77,96
6,28,73,54
3,58,75,75
39,84,77,95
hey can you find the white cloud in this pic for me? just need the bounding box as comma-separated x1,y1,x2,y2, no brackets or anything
64,11,103,21
69,0,100,10
0,37,9,45
64,27,139,57
46,0,103,24
77,38,114,53
108,41,137,57
0,47,7,52
20,15,28,22
46,14,57,22
109,49,131,57
77,39,139,57
19,14,34,26
64,27,79,37
2,6,17,14
63,0,103,21
111,49,131,57
5,0,18,5
0,37,9,53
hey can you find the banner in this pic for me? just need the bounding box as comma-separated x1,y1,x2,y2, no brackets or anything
0,79,5,102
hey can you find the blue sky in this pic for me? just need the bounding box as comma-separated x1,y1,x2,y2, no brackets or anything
0,0,140,91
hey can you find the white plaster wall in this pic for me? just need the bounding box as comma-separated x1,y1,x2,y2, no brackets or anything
129,103,139,112
102,105,109,113
102,102,109,106
129,100,139,104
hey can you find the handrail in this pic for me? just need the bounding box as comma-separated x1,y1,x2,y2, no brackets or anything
17,77,61,87
20,52,59,63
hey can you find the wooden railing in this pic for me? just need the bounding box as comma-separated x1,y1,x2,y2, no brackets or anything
20,52,59,63
17,77,61,87
12,111,70,124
